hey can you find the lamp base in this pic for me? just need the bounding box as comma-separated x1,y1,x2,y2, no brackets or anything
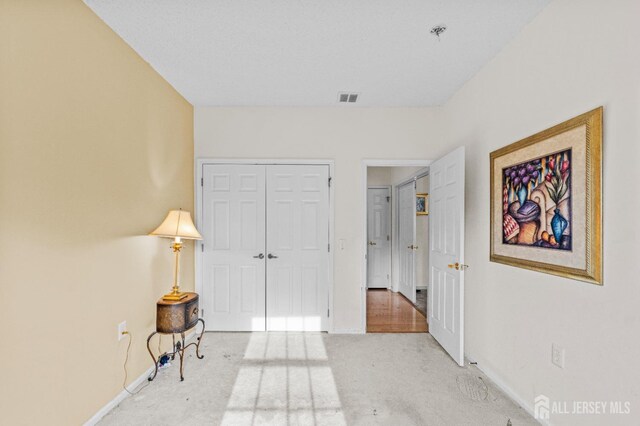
162,292,188,301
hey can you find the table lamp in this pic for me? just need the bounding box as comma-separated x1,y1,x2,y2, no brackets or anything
150,209,202,301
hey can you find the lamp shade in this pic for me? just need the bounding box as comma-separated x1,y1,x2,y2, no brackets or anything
149,210,202,240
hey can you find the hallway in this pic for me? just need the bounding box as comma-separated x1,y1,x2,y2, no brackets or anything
366,290,428,333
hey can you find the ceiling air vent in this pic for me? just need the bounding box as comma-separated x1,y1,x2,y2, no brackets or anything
338,92,359,103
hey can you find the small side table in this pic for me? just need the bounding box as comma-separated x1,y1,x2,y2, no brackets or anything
146,292,205,381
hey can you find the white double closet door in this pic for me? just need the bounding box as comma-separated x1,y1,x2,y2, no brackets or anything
201,164,330,332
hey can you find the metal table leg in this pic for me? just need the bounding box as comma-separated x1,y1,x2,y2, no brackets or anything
146,320,206,382
195,318,205,359
177,332,186,381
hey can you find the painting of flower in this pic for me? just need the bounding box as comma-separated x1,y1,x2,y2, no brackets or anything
490,107,602,285
501,149,572,250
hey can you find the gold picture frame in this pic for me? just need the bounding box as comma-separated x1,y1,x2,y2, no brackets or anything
416,193,428,216
489,107,602,285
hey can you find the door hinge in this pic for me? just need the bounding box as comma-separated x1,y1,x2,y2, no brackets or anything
201,244,204,252
328,177,332,187
328,243,330,252
200,177,203,187
386,196,390,202
200,308,204,317
327,308,330,317
387,274,390,280
387,235,390,241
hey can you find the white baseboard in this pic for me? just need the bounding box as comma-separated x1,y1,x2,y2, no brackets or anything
467,353,547,426
416,285,428,290
331,328,365,334
84,331,198,425
83,365,155,426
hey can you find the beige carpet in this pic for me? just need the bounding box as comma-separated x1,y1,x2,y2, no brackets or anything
100,332,535,425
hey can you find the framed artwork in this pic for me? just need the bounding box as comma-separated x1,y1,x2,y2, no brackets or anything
416,193,428,216
490,107,602,285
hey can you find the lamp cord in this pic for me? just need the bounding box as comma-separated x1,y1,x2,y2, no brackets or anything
122,332,150,396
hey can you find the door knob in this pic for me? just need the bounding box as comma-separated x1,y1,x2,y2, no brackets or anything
407,245,417,250
447,262,469,270
368,241,377,246
267,253,278,259
253,253,264,259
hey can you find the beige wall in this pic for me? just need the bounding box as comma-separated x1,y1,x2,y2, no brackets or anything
195,108,445,331
0,1,194,424
442,0,640,423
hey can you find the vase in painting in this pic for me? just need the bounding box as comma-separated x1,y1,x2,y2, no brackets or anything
516,185,528,207
551,208,568,244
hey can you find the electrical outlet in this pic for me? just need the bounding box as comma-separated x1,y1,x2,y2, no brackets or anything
552,343,565,368
118,321,128,341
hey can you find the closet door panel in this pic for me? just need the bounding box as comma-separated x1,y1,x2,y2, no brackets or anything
202,164,266,331
266,165,330,331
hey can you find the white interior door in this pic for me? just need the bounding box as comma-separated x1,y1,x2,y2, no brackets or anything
429,147,465,366
202,164,266,331
367,188,391,288
398,182,416,302
266,165,330,331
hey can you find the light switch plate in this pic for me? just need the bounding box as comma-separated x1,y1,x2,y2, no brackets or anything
552,343,565,368
118,321,127,341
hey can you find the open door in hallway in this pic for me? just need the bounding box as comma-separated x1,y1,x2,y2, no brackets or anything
398,181,416,302
428,147,465,366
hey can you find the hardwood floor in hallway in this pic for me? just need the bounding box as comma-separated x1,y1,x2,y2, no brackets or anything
367,289,428,333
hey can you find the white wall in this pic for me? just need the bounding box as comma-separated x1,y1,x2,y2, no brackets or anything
195,108,445,332
443,0,640,423
388,166,424,186
195,1,640,421
367,166,392,187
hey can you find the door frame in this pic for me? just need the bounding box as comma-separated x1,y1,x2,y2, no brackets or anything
195,159,335,332
366,185,392,289
361,159,432,334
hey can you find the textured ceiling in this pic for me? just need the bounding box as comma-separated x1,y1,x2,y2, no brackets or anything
85,0,550,107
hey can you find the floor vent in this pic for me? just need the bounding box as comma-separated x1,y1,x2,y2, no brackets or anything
338,92,359,103
456,375,489,401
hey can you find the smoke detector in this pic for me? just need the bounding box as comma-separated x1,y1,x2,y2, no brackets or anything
430,25,447,40
338,92,359,103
